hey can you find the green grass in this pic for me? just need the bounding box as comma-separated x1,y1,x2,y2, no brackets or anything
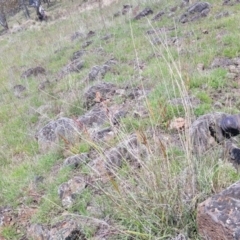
1,0,240,239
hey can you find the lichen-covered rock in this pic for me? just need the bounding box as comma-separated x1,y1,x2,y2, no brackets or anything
197,181,240,239
58,176,86,208
36,117,80,153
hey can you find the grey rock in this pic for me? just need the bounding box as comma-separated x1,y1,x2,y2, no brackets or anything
197,181,240,240
187,2,210,14
105,134,149,173
83,82,116,109
211,57,233,68
27,224,49,240
215,11,229,19
89,65,110,81
70,31,84,41
62,59,84,74
179,2,210,23
21,66,46,78
152,11,165,21
134,7,153,20
36,117,80,153
82,40,93,48
63,153,89,168
38,80,50,91
79,105,109,127
48,218,86,240
122,4,132,15
58,176,86,208
13,84,26,98
71,50,85,61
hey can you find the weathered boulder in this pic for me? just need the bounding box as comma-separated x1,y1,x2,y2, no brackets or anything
21,66,46,78
36,117,80,152
179,2,210,23
27,224,49,240
197,181,240,239
61,59,84,75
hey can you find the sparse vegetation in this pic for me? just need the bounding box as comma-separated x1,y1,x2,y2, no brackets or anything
1,0,240,239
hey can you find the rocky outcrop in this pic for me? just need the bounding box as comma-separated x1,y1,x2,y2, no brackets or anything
36,117,81,152
197,181,240,239
179,2,210,23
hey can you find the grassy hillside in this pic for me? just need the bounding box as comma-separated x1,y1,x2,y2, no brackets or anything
0,0,240,239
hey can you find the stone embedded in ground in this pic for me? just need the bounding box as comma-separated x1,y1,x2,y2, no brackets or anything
122,4,132,15
190,113,227,155
58,176,87,208
151,11,165,21
36,117,81,153
38,80,50,91
61,59,84,75
89,65,110,81
21,66,46,78
134,7,153,20
48,218,87,240
13,84,26,98
197,181,240,239
71,50,85,61
211,57,233,68
82,40,93,48
63,153,89,168
179,1,210,23
70,31,84,41
27,224,49,240
83,82,116,109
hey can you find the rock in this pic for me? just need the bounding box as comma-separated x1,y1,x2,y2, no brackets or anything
89,65,110,81
13,84,26,98
179,2,210,23
21,66,46,78
134,7,153,20
38,80,50,91
122,4,132,15
82,40,92,48
91,127,115,142
197,181,240,240
58,176,86,208
169,233,188,240
105,134,149,173
27,224,49,240
151,11,165,21
61,59,84,75
190,113,227,156
83,82,116,109
70,31,84,41
211,57,233,68
87,30,95,38
48,218,86,240
71,50,85,61
63,154,89,168
215,11,229,19
36,117,81,153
